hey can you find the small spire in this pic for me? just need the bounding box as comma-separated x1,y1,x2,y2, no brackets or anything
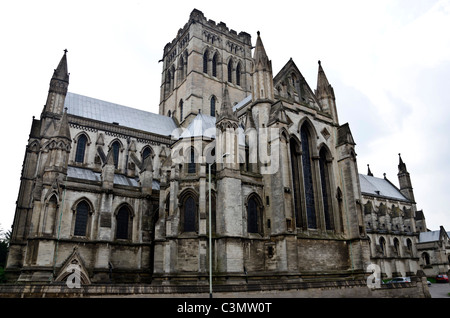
398,153,408,173
367,164,373,177
57,107,71,140
217,84,237,122
316,59,331,94
253,31,271,71
52,49,69,83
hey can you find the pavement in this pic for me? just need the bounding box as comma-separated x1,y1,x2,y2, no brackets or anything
428,283,450,298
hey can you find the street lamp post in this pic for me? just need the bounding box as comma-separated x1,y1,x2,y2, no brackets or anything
208,153,229,298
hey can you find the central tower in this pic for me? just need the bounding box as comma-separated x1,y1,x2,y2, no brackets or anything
159,9,253,127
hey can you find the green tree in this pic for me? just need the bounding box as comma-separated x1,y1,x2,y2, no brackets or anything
0,226,11,283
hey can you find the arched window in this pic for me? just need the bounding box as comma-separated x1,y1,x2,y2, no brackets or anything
300,125,317,229
290,137,302,228
422,252,431,266
170,65,175,90
393,238,400,256
116,206,131,240
379,237,386,256
236,62,241,86
247,194,263,234
247,197,259,233
203,50,209,74
111,141,120,169
179,99,184,122
406,238,413,255
74,201,89,236
210,96,216,117
43,194,58,235
188,148,196,173
75,134,87,163
184,196,197,232
227,60,233,83
212,53,218,77
179,55,185,80
319,147,333,230
142,147,153,161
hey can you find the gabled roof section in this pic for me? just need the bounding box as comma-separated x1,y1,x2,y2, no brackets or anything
273,58,321,110
359,174,410,202
64,92,178,136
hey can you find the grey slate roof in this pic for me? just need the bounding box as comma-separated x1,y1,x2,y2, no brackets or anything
359,174,409,202
67,166,160,190
180,113,217,139
419,229,450,243
233,94,252,111
64,92,178,136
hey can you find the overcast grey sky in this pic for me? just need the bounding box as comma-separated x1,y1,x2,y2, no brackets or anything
1,0,449,232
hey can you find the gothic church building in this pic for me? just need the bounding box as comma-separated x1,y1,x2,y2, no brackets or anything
6,9,428,291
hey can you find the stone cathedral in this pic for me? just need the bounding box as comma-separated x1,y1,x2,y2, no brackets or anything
5,9,430,295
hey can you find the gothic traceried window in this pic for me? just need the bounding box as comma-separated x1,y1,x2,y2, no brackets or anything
74,201,89,236
300,125,317,229
75,134,87,163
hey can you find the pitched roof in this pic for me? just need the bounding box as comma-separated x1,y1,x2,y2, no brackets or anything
64,92,178,136
179,112,245,146
180,113,216,139
67,166,160,190
359,174,410,202
419,226,450,243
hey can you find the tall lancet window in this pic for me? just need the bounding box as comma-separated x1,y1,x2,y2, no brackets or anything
300,125,317,229
188,147,196,173
290,138,303,228
236,62,241,86
74,200,89,236
319,147,333,230
75,134,87,163
184,196,196,232
227,60,233,83
111,141,120,169
203,50,209,74
210,96,216,117
212,53,218,77
179,99,184,122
